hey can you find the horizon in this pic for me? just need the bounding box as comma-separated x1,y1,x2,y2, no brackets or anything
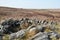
1,6,60,9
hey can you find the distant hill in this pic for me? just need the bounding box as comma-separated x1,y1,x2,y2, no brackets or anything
0,6,60,21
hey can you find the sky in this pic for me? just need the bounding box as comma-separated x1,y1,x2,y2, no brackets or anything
0,0,60,9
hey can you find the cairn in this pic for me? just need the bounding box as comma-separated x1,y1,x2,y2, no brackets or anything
0,18,60,40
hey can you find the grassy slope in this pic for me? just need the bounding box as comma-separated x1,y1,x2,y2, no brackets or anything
0,7,60,21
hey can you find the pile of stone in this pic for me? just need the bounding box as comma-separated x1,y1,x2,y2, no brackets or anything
0,18,60,40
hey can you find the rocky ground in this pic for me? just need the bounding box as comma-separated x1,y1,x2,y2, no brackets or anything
0,18,59,40
0,7,60,40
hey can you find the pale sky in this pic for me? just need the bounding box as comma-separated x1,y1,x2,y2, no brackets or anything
0,0,60,9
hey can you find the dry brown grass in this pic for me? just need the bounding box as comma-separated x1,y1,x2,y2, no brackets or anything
0,7,60,21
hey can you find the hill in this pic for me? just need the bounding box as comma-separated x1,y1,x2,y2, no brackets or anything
0,6,60,21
